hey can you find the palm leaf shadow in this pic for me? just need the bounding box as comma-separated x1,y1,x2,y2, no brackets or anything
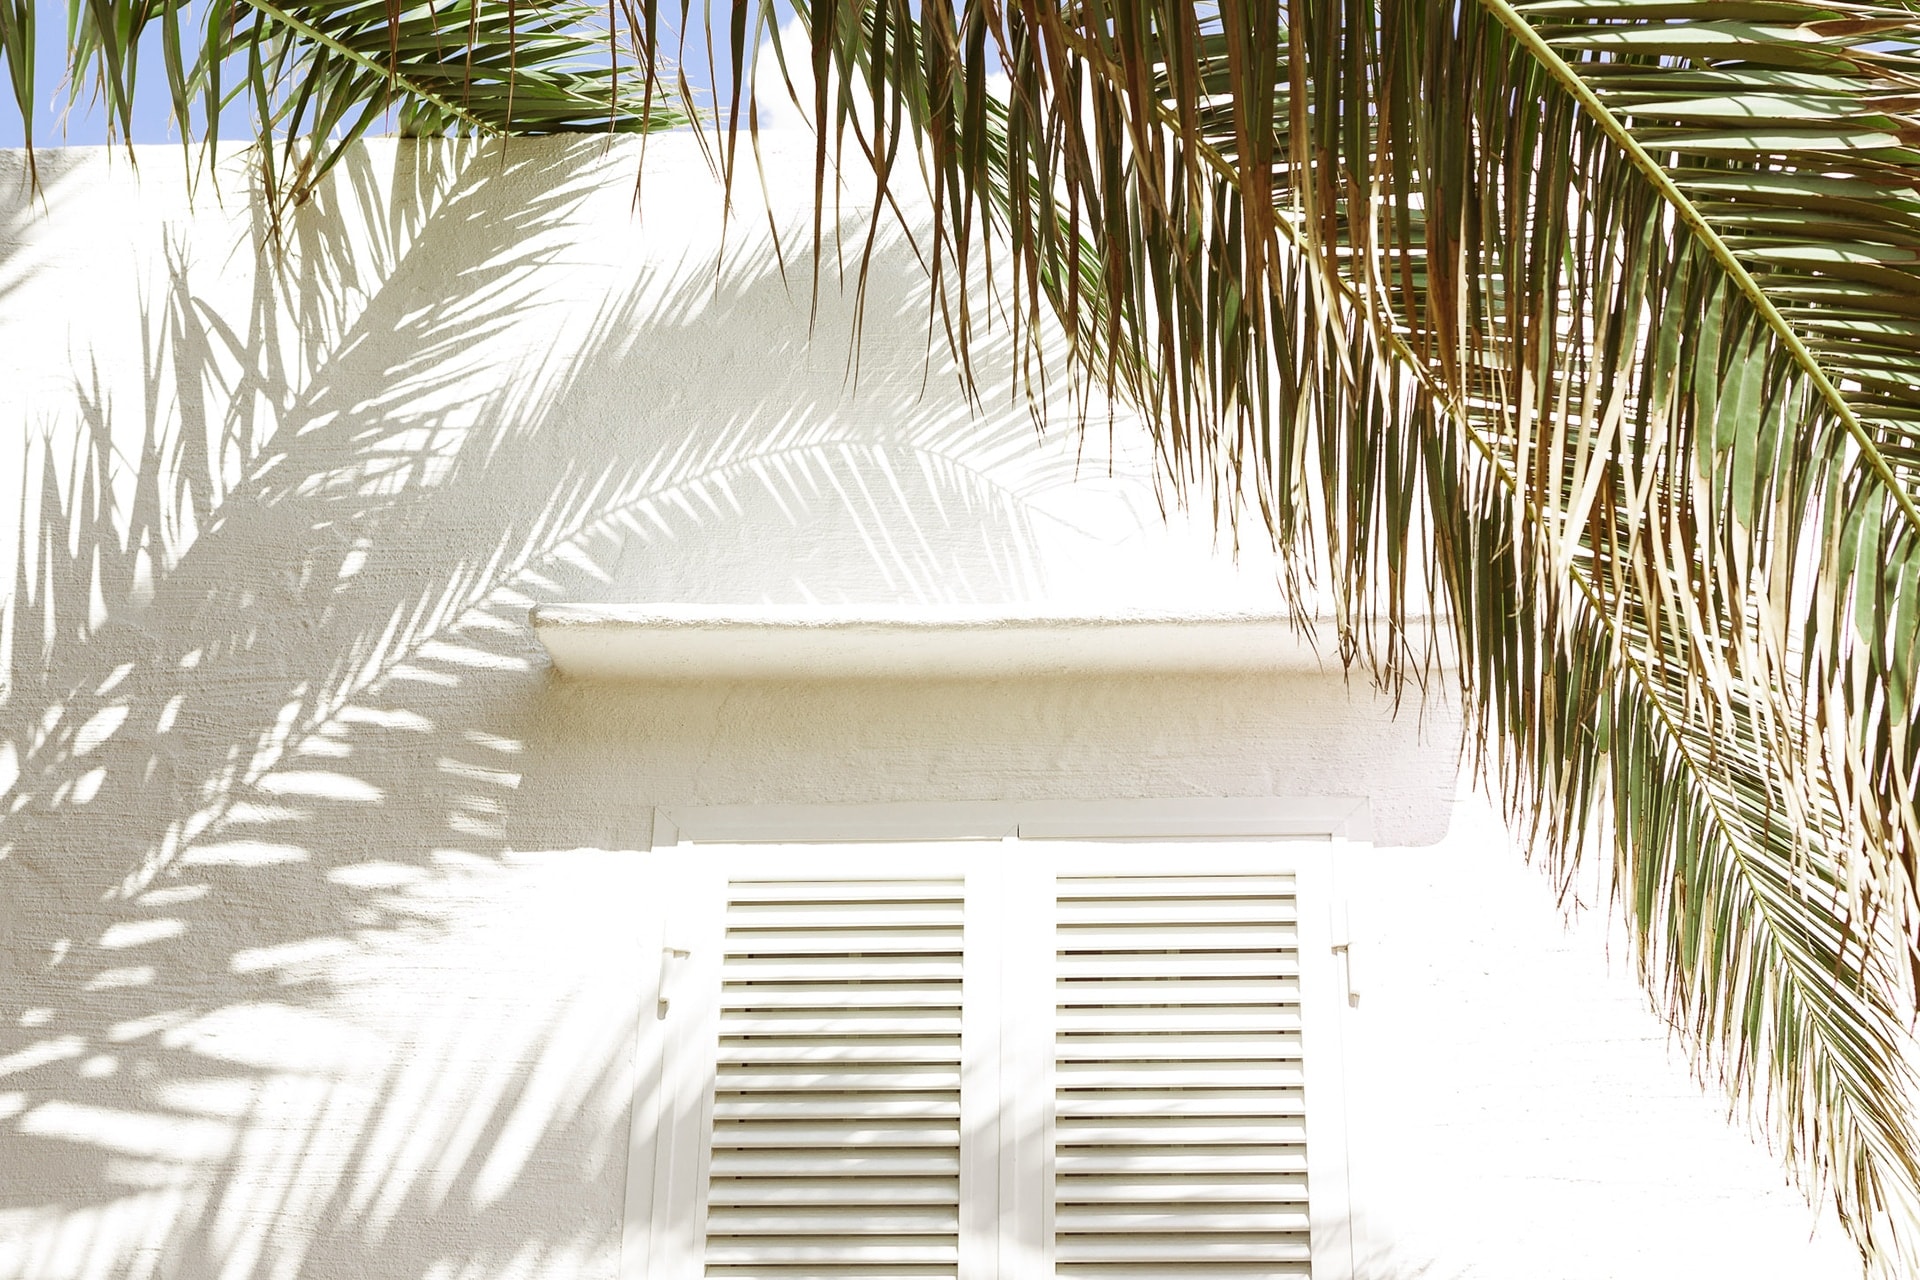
0,135,1108,1279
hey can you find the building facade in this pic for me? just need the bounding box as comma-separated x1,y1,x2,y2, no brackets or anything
0,136,1860,1279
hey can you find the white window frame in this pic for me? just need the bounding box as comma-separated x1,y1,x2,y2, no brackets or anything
621,798,1360,1280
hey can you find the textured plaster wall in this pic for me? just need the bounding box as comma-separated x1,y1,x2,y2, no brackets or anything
0,136,1859,1278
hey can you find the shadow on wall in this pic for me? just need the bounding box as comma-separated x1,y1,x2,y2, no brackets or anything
0,137,1126,1280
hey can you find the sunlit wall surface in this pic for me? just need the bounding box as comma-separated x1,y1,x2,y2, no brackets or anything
0,137,1861,1279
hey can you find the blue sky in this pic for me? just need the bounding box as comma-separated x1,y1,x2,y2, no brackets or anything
2,1,217,148
0,1,787,150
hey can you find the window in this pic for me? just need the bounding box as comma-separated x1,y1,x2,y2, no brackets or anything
623,836,1352,1280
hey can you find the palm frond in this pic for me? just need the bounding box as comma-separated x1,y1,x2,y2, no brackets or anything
0,1,33,181
0,1,685,210
722,0,1920,1268
7,0,1920,1265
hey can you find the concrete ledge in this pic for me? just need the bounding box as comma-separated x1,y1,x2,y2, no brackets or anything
649,797,1371,845
531,603,1346,680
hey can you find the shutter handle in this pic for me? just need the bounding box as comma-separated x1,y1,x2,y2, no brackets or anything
657,946,691,1020
1331,903,1359,1008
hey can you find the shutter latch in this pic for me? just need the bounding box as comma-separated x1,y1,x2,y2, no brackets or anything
1331,903,1359,1008
657,946,691,1020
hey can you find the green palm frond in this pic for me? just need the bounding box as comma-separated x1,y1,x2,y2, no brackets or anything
727,0,1920,1268
0,1,684,208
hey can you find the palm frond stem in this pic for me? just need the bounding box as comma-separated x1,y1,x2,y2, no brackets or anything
238,0,495,133
1479,0,1920,538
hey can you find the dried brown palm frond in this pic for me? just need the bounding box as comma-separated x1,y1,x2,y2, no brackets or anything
711,0,1920,1269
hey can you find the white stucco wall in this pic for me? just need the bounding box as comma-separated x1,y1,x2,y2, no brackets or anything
0,136,1861,1278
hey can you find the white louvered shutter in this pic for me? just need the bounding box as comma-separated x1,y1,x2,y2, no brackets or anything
629,841,1347,1280
704,872,968,1280
1052,869,1314,1279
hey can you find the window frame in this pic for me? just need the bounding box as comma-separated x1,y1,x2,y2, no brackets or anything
621,800,1359,1280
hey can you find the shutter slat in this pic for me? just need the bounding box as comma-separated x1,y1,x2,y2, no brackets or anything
1057,1119,1307,1144
1054,1090,1304,1117
726,880,964,901
1058,1175,1308,1204
727,902,963,925
1056,923,1300,947
708,1271,959,1280
1056,1063,1302,1088
712,1122,961,1147
707,1208,961,1234
706,1239,959,1264
715,1096,960,1120
716,1068,962,1091
718,1041,960,1065
1052,1268,1308,1280
1057,1237,1311,1263
1056,875,1298,897
1057,1208,1311,1232
711,1151,963,1177
708,1179,959,1206
722,1009,964,1032
1055,872,1312,1278
720,982,961,1007
722,957,963,981
1057,1149,1308,1175
1057,899,1297,924
1056,1008,1300,1033
723,928,962,955
1053,1033,1303,1060
1057,978,1302,1002
704,876,964,1280
1058,954,1297,979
